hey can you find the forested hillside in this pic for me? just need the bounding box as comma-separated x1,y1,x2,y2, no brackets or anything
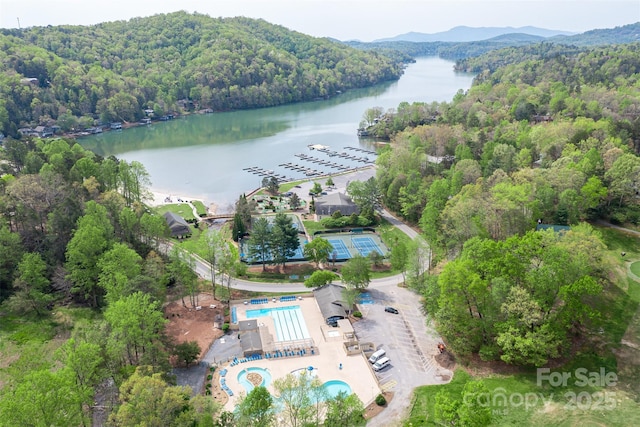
0,11,404,138
370,42,640,365
0,134,239,424
349,22,640,61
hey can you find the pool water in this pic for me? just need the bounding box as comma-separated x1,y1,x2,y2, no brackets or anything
246,305,310,341
322,380,352,398
237,367,273,393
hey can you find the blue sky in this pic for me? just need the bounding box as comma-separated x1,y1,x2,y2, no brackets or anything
1,0,638,41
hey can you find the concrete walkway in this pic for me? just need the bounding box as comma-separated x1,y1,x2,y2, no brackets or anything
174,166,445,426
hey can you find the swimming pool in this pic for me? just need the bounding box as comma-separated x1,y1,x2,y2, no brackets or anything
237,367,273,394
322,380,352,398
246,305,310,342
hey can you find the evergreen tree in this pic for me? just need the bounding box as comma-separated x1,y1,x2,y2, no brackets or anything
247,217,271,271
269,213,299,271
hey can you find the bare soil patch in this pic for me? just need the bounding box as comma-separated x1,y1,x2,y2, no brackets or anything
435,351,456,371
363,391,394,421
164,293,225,363
205,369,229,406
209,368,229,406
246,372,262,387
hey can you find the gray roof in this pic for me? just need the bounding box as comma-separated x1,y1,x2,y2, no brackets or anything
240,329,263,354
315,193,359,216
313,283,347,322
163,212,190,236
239,319,258,331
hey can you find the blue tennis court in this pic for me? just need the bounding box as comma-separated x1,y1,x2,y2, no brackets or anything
328,239,352,260
352,236,383,257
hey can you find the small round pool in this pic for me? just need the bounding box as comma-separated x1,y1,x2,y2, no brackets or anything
322,380,352,398
237,367,273,393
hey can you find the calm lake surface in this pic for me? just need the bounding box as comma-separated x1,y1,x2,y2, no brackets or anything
79,57,475,212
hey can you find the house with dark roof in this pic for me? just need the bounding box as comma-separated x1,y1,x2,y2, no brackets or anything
238,319,263,357
163,212,191,238
313,283,348,326
314,192,359,220
34,126,53,138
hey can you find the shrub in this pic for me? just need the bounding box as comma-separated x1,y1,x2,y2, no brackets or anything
222,323,230,333
210,366,216,372
207,374,213,381
375,394,387,406
353,311,362,318
479,344,500,361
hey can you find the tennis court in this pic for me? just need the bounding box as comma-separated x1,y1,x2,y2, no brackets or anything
327,239,352,260
352,236,383,257
320,231,388,261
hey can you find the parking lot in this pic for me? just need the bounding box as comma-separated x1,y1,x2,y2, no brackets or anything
353,281,452,426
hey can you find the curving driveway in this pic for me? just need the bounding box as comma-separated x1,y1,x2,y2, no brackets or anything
183,167,449,425
188,220,447,427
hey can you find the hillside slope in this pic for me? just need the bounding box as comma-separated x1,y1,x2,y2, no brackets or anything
0,11,404,138
374,25,574,42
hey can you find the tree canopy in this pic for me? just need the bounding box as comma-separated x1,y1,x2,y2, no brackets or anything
0,11,405,138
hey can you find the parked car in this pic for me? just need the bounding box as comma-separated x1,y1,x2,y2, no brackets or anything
372,356,391,371
384,306,399,314
368,349,386,364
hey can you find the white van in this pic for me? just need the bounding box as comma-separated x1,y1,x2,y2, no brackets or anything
373,356,390,372
368,349,386,364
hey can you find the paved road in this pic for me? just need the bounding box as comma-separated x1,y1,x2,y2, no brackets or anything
179,166,444,426
354,281,451,427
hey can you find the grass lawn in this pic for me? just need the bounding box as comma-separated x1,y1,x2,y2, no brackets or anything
279,181,306,192
302,220,326,236
630,261,640,277
243,264,317,283
404,224,640,426
191,200,208,217
174,226,207,257
154,202,197,221
378,217,412,248
405,368,640,427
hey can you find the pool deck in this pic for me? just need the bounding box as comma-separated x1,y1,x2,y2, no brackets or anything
221,296,380,411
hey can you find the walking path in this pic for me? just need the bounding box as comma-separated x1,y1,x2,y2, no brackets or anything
173,166,440,425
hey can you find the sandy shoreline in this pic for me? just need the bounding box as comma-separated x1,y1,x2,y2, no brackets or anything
147,166,376,217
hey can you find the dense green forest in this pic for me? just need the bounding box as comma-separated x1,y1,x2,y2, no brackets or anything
1,18,640,425
369,41,640,367
0,136,222,424
0,11,404,138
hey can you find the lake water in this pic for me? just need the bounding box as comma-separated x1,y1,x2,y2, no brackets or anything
79,57,475,212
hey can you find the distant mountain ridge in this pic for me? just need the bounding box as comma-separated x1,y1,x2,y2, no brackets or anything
374,26,575,43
